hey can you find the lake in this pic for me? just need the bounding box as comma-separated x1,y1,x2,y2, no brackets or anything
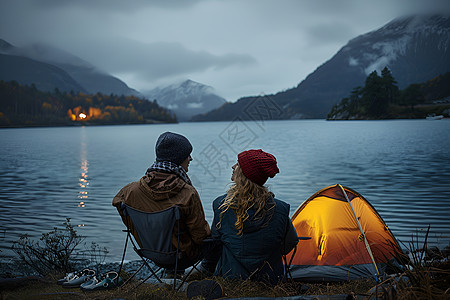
0,119,449,262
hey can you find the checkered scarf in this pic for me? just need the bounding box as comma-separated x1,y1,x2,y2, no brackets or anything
146,161,192,186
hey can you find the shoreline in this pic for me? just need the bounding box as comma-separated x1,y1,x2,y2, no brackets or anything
3,116,450,129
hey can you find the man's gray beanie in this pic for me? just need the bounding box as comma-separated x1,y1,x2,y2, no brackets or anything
155,132,193,165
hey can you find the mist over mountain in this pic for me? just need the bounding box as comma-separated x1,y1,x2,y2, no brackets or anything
145,80,226,121
0,39,139,96
0,53,87,94
193,14,450,120
1,14,449,121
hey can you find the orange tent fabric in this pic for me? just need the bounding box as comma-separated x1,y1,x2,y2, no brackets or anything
286,185,403,281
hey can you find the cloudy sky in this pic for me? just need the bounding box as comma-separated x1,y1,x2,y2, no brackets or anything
1,0,449,101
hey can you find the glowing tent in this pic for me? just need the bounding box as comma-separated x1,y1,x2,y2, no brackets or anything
286,184,403,282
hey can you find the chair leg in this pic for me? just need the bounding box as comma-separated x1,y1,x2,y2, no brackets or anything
121,262,145,287
141,258,163,283
126,235,164,286
121,258,163,289
173,248,179,290
116,230,131,288
283,245,297,282
174,261,202,292
135,266,163,289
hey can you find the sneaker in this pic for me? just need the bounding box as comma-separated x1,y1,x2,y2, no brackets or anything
79,276,99,290
62,269,95,288
80,271,123,291
57,271,77,285
57,268,96,285
186,279,223,300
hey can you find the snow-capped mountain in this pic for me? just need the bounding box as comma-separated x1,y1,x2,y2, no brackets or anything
343,14,449,85
194,14,450,120
290,13,450,117
145,80,226,121
0,39,140,96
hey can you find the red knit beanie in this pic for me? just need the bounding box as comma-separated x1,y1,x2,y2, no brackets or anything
237,149,279,186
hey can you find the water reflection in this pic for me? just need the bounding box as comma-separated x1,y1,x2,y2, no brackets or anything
77,128,89,222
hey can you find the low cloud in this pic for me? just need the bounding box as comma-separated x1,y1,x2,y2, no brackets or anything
348,57,359,67
32,0,205,12
73,38,257,81
306,21,358,45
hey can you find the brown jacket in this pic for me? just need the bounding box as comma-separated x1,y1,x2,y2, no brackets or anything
112,171,211,258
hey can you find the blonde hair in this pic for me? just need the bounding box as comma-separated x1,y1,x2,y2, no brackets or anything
217,164,275,235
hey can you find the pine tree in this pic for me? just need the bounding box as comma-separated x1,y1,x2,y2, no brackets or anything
362,71,386,117
380,67,399,104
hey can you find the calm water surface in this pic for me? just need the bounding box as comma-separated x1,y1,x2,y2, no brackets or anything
0,120,449,262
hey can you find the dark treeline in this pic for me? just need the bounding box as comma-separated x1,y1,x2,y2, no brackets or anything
327,69,450,120
0,80,177,127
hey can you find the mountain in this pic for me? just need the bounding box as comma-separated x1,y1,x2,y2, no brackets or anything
193,14,450,120
145,80,227,121
0,39,139,96
0,53,87,94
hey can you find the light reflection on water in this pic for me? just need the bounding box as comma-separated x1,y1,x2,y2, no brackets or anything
76,129,89,226
0,120,449,262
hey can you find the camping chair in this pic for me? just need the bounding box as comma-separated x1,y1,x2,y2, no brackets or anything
117,203,204,291
282,236,311,281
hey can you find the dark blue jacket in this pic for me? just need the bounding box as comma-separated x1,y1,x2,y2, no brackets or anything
211,194,298,285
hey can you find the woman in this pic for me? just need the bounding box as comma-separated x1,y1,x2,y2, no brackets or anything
211,149,298,285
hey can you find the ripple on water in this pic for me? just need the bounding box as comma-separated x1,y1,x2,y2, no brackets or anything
0,120,449,261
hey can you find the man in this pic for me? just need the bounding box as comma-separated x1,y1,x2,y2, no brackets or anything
112,131,215,275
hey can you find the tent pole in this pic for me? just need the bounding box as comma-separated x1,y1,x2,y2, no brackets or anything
338,184,381,281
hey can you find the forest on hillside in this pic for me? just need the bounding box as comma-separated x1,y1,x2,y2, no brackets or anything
327,69,450,120
0,80,177,127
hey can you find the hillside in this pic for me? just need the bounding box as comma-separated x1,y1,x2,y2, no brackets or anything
0,80,176,127
0,54,87,94
0,39,139,96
